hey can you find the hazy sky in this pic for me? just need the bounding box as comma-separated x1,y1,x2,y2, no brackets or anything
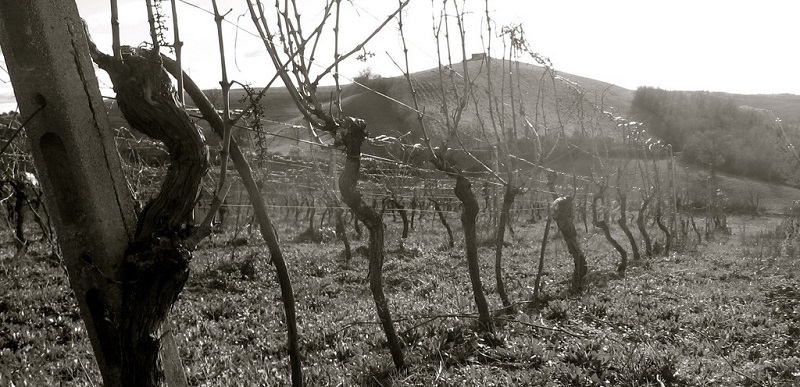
1,0,798,112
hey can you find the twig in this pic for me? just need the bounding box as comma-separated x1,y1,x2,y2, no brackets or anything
0,110,41,160
110,0,121,59
169,0,184,103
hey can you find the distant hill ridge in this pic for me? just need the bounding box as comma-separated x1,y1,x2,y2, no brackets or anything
246,59,800,153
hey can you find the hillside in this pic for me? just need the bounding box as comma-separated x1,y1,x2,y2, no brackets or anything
711,92,800,124
97,59,800,213
344,59,635,145
259,59,635,158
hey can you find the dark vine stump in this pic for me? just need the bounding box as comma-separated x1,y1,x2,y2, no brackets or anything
552,196,587,293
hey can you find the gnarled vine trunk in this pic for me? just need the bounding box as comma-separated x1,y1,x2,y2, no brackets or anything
387,197,410,238
533,204,552,301
431,199,454,248
455,175,493,332
494,184,519,310
92,45,209,387
552,196,587,294
616,192,640,263
637,194,654,258
592,186,627,275
335,117,405,370
655,204,671,254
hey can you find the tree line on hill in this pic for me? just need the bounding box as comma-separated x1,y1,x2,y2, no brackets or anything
629,86,799,183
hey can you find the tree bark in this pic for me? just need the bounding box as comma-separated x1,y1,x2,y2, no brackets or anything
93,48,209,243
552,196,587,294
335,117,405,370
454,175,493,332
88,43,209,386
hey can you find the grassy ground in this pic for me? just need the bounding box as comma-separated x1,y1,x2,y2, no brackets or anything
0,212,798,386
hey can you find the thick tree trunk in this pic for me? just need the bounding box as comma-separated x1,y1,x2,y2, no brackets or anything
92,46,209,387
454,175,493,332
494,184,519,310
118,249,191,387
99,53,208,242
431,199,454,248
335,117,405,370
552,196,587,294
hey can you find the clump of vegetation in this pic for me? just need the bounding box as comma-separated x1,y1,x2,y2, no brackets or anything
630,87,800,183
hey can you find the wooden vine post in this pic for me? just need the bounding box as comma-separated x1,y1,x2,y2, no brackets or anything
0,1,194,386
